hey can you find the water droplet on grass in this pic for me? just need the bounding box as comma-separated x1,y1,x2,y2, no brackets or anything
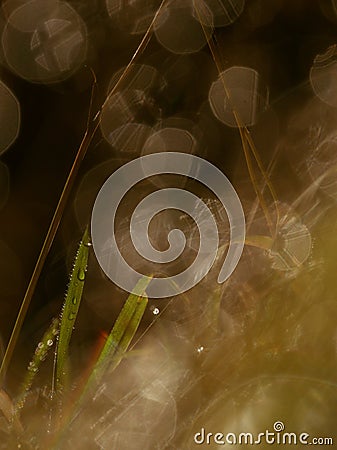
68,312,76,321
150,306,160,315
77,269,86,281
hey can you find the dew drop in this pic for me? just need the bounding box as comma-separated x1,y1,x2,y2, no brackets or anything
77,269,86,281
38,342,44,349
197,345,204,354
151,306,160,315
47,339,53,346
28,362,38,372
68,312,76,321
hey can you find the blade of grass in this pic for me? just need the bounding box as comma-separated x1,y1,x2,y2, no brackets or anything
98,293,148,374
86,276,152,388
15,318,59,412
46,277,152,449
56,227,91,391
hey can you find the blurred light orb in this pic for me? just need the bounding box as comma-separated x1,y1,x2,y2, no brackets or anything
100,64,165,154
0,161,10,210
100,90,155,153
107,63,166,95
1,0,27,19
141,124,199,187
105,122,153,155
2,0,87,83
310,45,337,108
74,159,123,233
209,66,269,127
106,0,161,35
142,126,197,156
0,80,20,155
193,0,245,28
154,0,213,54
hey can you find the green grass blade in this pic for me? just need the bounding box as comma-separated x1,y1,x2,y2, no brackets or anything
56,227,91,390
87,276,152,387
109,292,148,372
16,318,59,411
96,294,148,376
48,278,151,450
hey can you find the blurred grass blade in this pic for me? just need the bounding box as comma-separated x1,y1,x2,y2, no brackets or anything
0,389,14,424
86,276,151,388
16,318,59,411
0,389,23,433
245,235,274,250
56,227,91,390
